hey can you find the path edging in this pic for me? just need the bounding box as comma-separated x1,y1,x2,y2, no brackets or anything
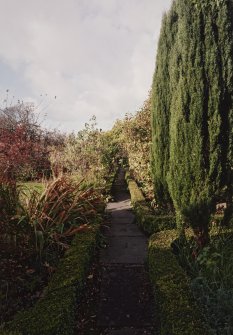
125,171,175,234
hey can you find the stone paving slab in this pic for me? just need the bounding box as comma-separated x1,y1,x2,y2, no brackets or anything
100,236,147,264
98,266,154,328
102,222,144,237
106,200,132,212
111,192,131,201
110,209,135,220
111,216,135,225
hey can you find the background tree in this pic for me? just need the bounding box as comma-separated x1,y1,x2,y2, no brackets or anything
112,94,153,200
49,116,120,186
0,102,64,180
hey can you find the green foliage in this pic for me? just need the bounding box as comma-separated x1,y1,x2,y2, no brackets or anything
99,130,120,171
0,176,104,261
176,228,233,333
21,176,104,257
49,116,119,187
126,171,176,234
191,279,233,335
0,331,21,335
19,182,45,195
135,205,176,235
8,225,101,335
151,4,178,206
125,171,145,204
113,95,153,199
46,225,100,292
151,0,233,239
9,286,76,335
149,230,210,335
50,116,101,176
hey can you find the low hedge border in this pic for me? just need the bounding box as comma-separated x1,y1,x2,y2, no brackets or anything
125,171,175,234
0,331,22,335
6,220,102,335
125,171,210,334
149,229,211,335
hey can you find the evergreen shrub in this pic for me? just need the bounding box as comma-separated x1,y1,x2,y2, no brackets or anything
151,0,233,242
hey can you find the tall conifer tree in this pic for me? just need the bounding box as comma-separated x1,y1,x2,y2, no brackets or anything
151,0,233,244
151,2,178,207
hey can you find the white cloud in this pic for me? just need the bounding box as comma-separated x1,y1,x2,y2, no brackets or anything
0,0,172,132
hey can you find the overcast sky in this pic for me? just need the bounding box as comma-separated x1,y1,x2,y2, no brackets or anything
0,0,171,132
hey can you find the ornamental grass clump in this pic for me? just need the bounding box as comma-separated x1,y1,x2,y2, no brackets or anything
22,176,104,254
0,176,104,258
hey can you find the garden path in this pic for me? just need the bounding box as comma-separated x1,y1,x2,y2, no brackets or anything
98,168,156,334
75,168,157,334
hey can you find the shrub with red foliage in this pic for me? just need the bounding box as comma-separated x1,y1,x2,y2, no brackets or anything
0,103,64,181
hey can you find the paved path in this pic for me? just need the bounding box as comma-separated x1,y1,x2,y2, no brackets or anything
98,168,156,335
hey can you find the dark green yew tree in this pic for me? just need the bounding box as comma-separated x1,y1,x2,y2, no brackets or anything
151,2,178,207
152,0,233,245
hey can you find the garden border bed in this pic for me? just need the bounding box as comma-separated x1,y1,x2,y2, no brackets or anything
1,169,118,335
4,221,102,335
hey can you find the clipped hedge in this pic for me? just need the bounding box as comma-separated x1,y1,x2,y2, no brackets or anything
9,286,76,335
0,331,22,335
7,222,101,335
149,230,210,335
125,171,175,234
